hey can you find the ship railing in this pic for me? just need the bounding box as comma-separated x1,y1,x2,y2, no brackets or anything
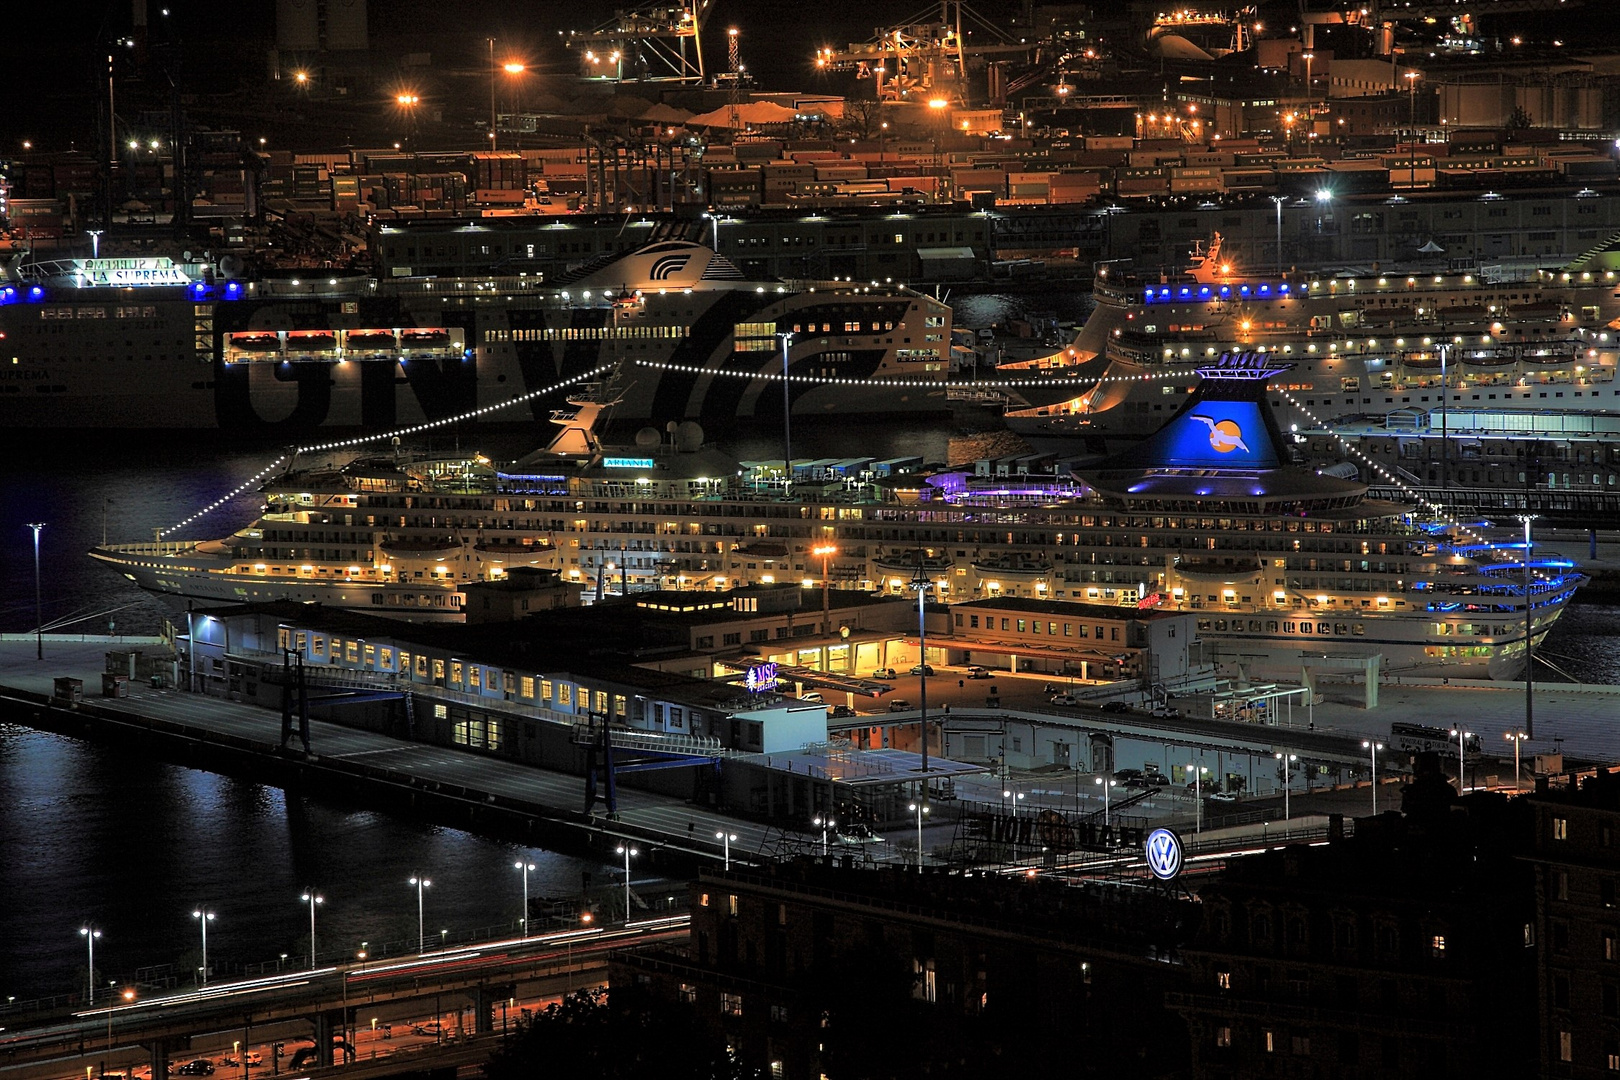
94,539,202,556
569,722,728,757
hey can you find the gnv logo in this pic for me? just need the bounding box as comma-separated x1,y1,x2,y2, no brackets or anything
648,254,693,281
1144,827,1184,881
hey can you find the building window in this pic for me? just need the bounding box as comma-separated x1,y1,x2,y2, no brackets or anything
1557,870,1570,901
729,894,739,916
680,983,697,1004
1430,934,1446,959
1554,817,1569,841
1292,1035,1310,1056
1216,971,1231,991
721,992,743,1017
1216,1026,1232,1048
1561,1030,1573,1063
1263,1030,1276,1053
1605,930,1616,960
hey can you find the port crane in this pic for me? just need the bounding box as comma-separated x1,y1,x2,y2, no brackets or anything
812,1,1035,106
567,0,714,84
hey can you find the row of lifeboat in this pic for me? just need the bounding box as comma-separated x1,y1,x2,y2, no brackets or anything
227,328,456,355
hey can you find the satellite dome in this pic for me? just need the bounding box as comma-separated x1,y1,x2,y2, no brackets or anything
675,421,705,451
634,427,661,448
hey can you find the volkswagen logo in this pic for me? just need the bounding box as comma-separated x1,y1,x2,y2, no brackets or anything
1144,827,1183,881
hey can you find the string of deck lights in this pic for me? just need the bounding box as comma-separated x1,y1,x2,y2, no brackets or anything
1277,388,1540,574
158,366,615,537
631,358,1170,390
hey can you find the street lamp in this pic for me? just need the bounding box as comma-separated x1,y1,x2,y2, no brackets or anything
909,551,932,799
1450,728,1474,792
1274,753,1297,821
26,523,44,659
716,830,737,870
907,802,929,873
813,815,835,856
703,211,724,252
408,876,432,954
513,861,534,939
1094,776,1116,825
615,845,637,923
1268,196,1285,277
1302,51,1314,95
487,39,497,150
1362,741,1383,814
1521,514,1537,739
1002,788,1025,818
1187,764,1209,833
79,926,102,1003
1404,70,1421,188
191,909,215,986
1496,731,1522,790
299,891,322,969
812,544,837,639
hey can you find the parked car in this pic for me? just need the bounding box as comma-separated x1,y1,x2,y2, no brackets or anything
872,667,898,680
1141,772,1170,787
909,664,935,676
829,704,855,719
1206,791,1240,804
798,691,825,704
1113,768,1144,783
887,699,914,712
965,666,991,679
1049,693,1079,706
176,1062,214,1077
1100,700,1130,714
1149,705,1181,719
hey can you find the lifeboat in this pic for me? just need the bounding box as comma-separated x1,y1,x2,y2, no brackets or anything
401,328,453,347
379,536,462,555
230,333,281,352
285,331,338,353
345,330,398,351
971,559,1054,579
474,538,555,554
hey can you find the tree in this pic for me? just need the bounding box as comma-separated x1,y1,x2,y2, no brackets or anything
1508,105,1533,131
483,987,752,1080
840,98,886,141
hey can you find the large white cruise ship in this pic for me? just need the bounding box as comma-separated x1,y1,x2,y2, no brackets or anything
0,242,952,431
91,354,1584,680
1002,231,1620,436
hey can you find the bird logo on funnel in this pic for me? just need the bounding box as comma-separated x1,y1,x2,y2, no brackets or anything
1190,415,1248,454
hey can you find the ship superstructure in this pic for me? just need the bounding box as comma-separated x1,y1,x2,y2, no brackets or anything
0,242,952,430
1003,231,1620,435
92,354,1583,679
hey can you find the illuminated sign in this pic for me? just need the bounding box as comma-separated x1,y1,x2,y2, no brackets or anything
603,457,655,469
745,663,779,693
1190,414,1248,454
74,257,192,287
1144,828,1184,881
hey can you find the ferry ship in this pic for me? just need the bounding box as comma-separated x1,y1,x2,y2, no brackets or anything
0,242,952,431
91,354,1584,680
1002,231,1620,436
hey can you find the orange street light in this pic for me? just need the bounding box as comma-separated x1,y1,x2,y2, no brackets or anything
503,62,525,74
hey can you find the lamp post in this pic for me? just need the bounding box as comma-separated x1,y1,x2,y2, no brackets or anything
910,552,931,801
704,211,724,252
774,331,795,495
299,891,322,969
813,815,835,856
1268,196,1284,277
26,522,45,659
615,845,637,923
408,876,431,954
1506,730,1528,791
1521,514,1537,738
487,38,497,150
191,909,215,986
1188,764,1208,833
1404,70,1421,187
1439,341,1449,489
396,93,420,152
1450,728,1474,792
1094,776,1115,825
907,802,929,873
1274,753,1297,821
79,926,101,1003
1302,51,1314,96
502,62,526,151
513,861,534,939
1362,741,1383,814
812,544,837,638
716,830,737,870
1002,788,1025,818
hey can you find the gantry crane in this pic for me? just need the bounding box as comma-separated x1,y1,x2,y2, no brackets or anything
812,1,1035,106
567,0,715,84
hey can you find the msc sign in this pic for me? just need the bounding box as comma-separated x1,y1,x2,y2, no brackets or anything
745,662,779,693
1144,827,1184,881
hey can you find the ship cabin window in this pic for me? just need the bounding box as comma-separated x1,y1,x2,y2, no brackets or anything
450,661,463,684
433,659,445,681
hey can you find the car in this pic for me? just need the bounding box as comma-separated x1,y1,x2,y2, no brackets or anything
887,699,914,712
909,664,935,676
1149,705,1181,719
965,666,991,679
798,691,825,704
176,1063,214,1077
1113,768,1144,783
872,667,898,680
1206,791,1240,804
829,704,855,719
1141,772,1170,787
411,1023,445,1038
1100,700,1130,714
1049,693,1079,706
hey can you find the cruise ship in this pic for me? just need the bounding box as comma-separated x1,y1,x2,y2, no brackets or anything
91,353,1584,680
0,241,952,431
1002,231,1620,436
